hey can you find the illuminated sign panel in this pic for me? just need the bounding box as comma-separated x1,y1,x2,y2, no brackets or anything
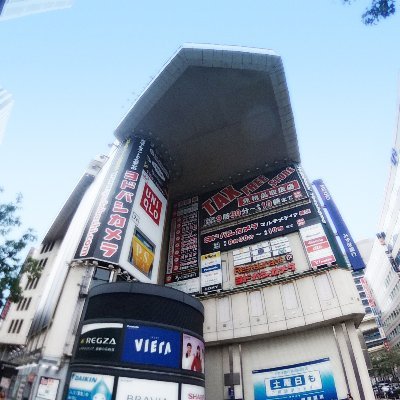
165,197,200,294
200,166,308,229
116,377,178,400
182,333,205,374
74,139,169,282
75,323,123,362
201,204,318,254
122,325,181,368
66,373,114,400
253,358,338,400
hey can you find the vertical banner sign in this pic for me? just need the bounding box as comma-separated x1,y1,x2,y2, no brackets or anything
313,179,365,271
165,197,200,294
299,223,336,268
252,358,338,400
201,251,222,293
74,138,149,265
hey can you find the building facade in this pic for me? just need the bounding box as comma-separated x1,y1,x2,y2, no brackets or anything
365,99,400,350
0,0,72,20
0,45,374,400
0,87,13,144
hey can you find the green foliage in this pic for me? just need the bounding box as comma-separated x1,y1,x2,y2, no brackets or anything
370,348,400,380
0,188,39,303
344,0,396,24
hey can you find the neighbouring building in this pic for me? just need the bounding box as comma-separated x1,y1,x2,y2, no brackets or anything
354,239,385,353
365,98,400,351
0,44,374,400
0,0,72,20
0,87,13,143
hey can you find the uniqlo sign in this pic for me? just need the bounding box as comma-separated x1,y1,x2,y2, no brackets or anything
140,183,162,225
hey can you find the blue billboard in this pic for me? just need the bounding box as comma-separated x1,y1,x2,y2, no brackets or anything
253,358,338,400
313,179,365,271
122,325,181,368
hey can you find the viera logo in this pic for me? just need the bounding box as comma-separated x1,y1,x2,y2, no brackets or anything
134,338,171,355
81,337,117,345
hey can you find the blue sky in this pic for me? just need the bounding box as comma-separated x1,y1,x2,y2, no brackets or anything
0,0,399,246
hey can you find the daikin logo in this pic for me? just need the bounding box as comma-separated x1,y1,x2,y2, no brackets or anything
134,338,171,355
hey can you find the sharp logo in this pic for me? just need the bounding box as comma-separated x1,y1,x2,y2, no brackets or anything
134,338,171,355
188,394,205,400
80,337,117,345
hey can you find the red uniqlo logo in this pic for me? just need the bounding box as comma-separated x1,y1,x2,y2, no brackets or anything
140,183,162,225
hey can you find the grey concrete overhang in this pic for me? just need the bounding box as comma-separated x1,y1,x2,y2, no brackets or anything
42,173,94,243
115,44,300,199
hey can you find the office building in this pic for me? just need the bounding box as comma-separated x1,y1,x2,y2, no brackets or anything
0,0,72,20
0,87,13,143
0,45,374,400
365,100,400,350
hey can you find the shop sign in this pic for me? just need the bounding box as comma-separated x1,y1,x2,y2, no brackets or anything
122,325,180,368
201,251,222,293
182,333,205,374
116,377,178,400
181,384,205,400
75,323,123,362
36,377,60,400
67,373,114,400
200,165,308,228
299,223,336,268
252,358,338,400
74,138,149,264
165,197,200,293
201,204,318,254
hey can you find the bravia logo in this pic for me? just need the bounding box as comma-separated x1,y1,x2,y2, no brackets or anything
81,337,116,345
134,338,172,355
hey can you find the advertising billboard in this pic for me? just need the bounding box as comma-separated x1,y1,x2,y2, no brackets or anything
201,204,319,254
122,325,181,368
66,372,114,400
181,384,205,400
182,333,205,373
200,165,308,229
233,238,295,286
36,377,60,400
165,197,200,294
75,323,123,362
74,139,169,283
201,251,222,293
116,377,178,400
299,223,336,268
313,179,365,271
252,358,338,400
74,138,149,265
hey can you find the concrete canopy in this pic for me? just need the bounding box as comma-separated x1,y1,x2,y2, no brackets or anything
114,44,300,199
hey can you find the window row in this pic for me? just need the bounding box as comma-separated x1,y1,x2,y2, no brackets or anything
25,276,40,290
8,319,23,334
16,297,31,311
40,241,55,254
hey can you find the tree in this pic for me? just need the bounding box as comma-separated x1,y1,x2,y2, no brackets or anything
370,348,400,382
0,188,40,303
344,0,396,25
